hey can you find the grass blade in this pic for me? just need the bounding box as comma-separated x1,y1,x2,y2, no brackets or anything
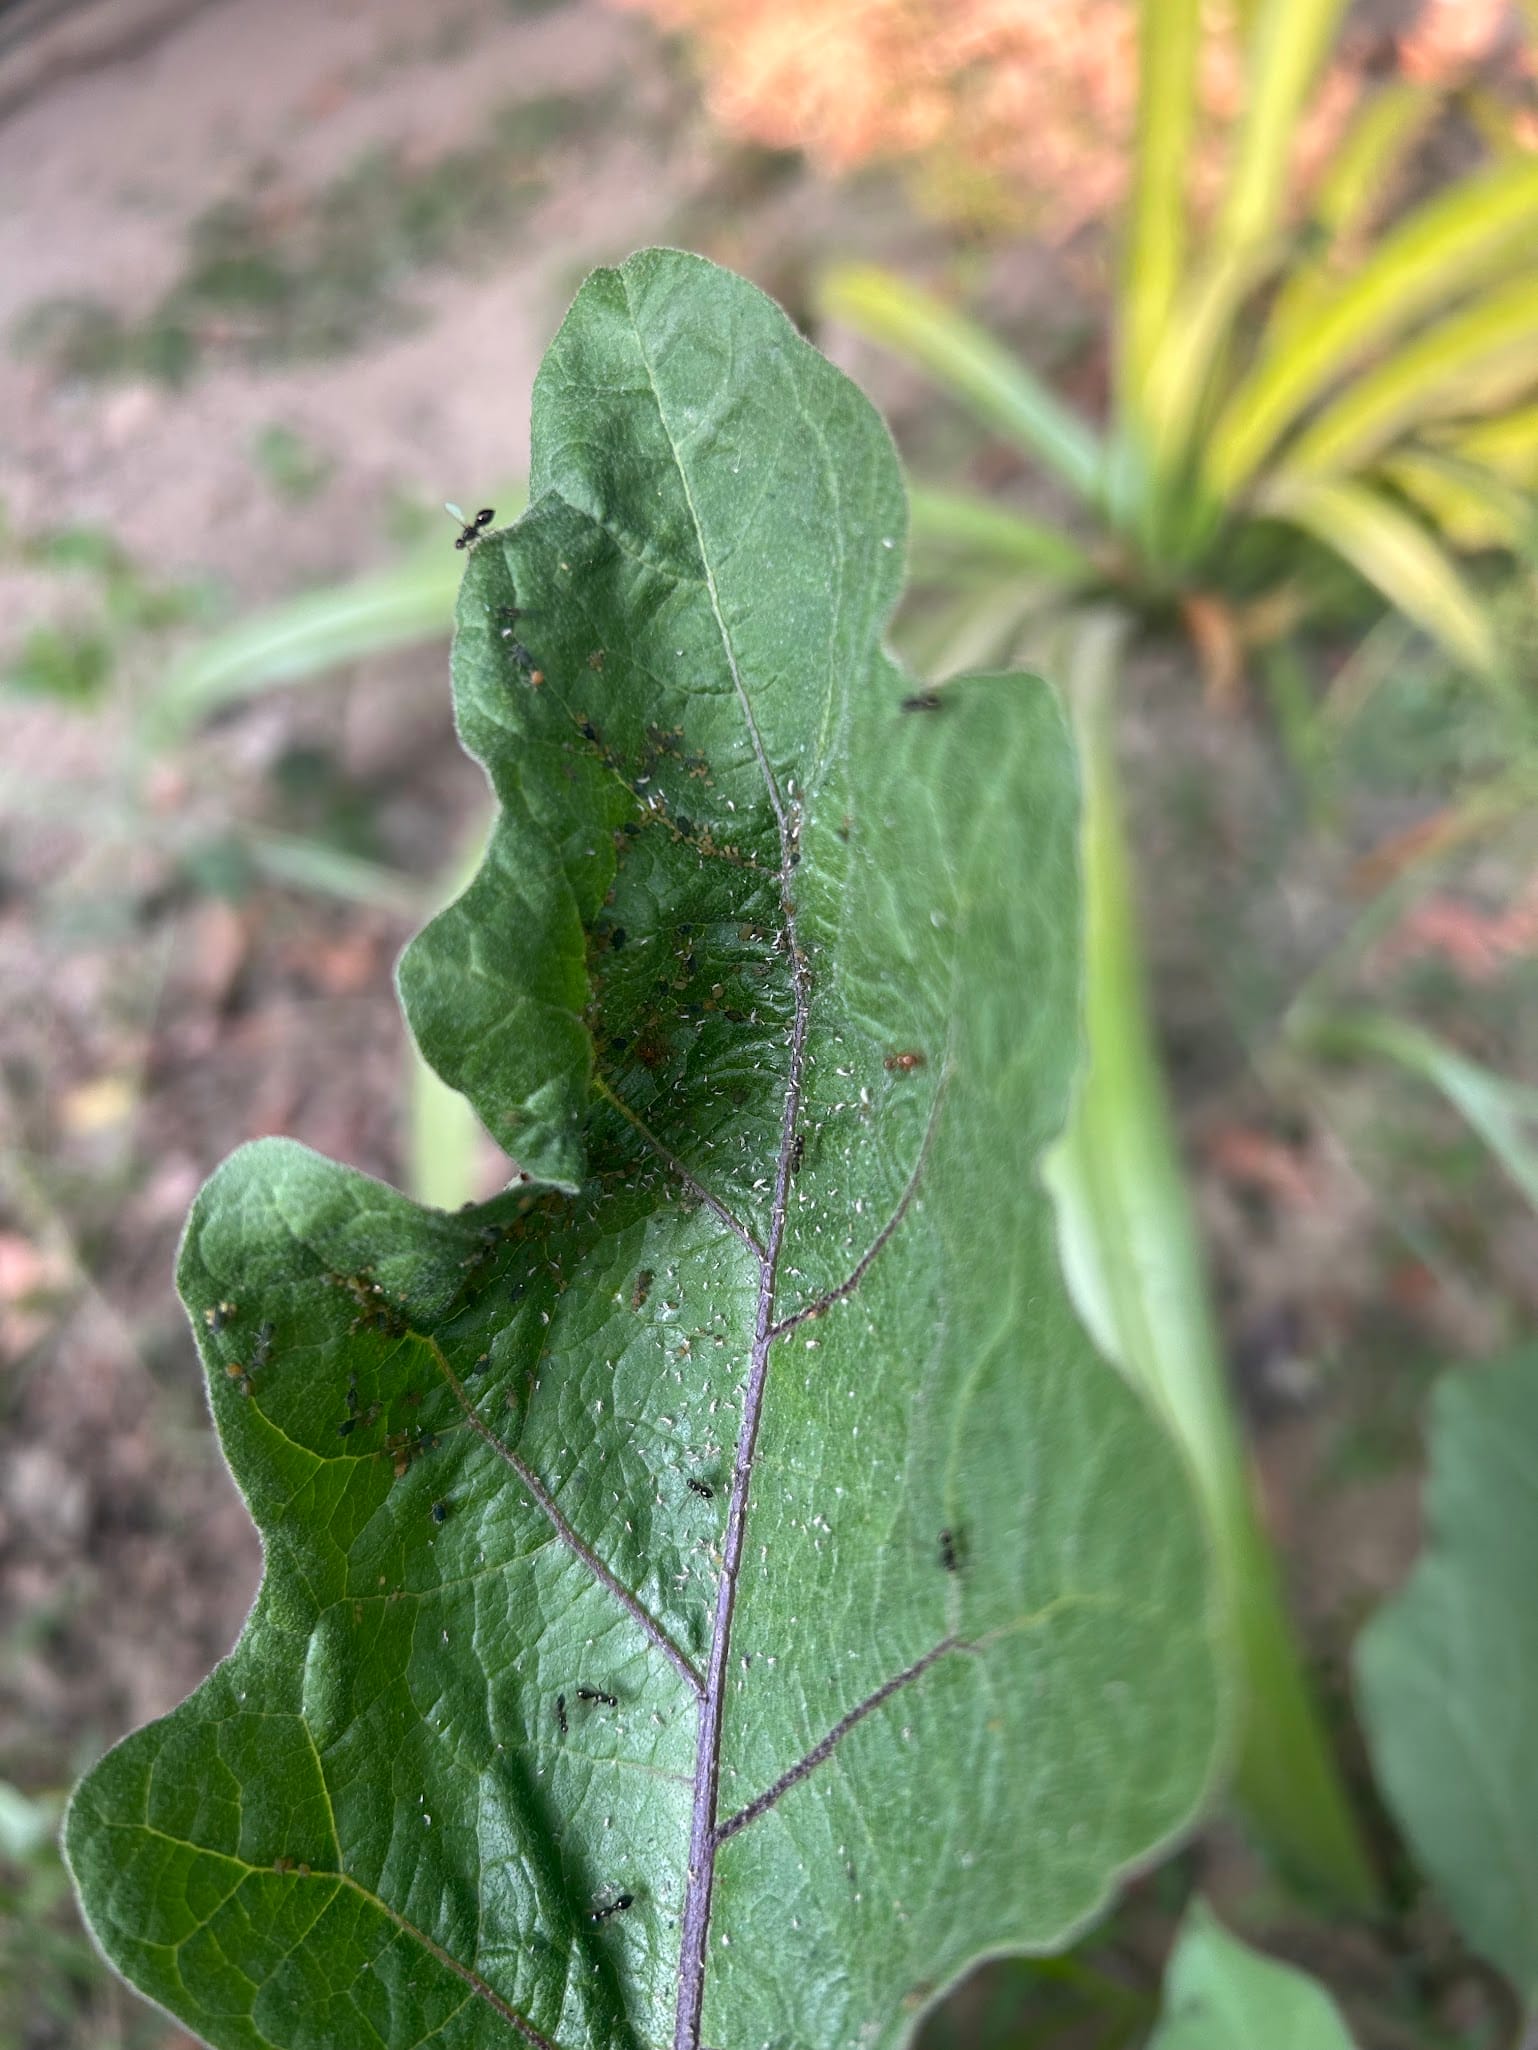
821,263,1104,502
1276,275,1538,479
1119,0,1204,414
144,490,528,739
1376,448,1535,553
1297,1008,1538,1214
1217,0,1350,256
1267,81,1442,348
906,484,1100,584
1045,608,1378,1908
1209,157,1538,494
1258,475,1497,674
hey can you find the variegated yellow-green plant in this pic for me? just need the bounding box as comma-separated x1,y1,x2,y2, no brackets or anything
820,0,1538,1910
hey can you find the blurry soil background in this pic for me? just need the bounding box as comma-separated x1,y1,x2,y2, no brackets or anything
2,3,1536,2048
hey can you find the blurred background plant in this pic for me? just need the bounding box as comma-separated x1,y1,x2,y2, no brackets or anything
4,1,1538,2046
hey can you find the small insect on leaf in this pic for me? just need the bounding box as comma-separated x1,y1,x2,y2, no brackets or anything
686,1478,714,1500
204,1300,237,1333
591,1892,634,1922
900,691,943,712
446,503,496,550
555,1693,568,1736
431,1500,450,1525
576,1687,618,1708
938,1527,962,1574
885,1051,926,1073
790,1132,805,1175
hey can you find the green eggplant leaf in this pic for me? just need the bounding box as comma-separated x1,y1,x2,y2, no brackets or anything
66,249,1222,2050
1148,1900,1357,2050
1356,1347,1538,2012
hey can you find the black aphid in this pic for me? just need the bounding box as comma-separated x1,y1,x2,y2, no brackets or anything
939,1527,962,1573
576,1687,618,1708
431,1500,449,1525
686,1478,714,1500
591,1893,634,1922
900,690,943,712
336,1417,357,1438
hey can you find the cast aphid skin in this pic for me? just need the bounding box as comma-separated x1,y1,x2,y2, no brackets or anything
591,1893,634,1923
445,503,495,550
686,1478,715,1500
576,1687,618,1708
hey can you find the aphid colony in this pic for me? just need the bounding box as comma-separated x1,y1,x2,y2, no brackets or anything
208,1302,273,1397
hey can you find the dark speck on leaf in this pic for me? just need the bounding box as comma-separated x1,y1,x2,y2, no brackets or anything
901,691,943,712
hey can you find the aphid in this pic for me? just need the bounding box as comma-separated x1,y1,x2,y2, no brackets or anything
900,690,943,713
576,1687,618,1708
468,1352,491,1376
686,1478,714,1500
555,1693,568,1736
631,1268,653,1311
789,1132,805,1175
431,1500,450,1525
446,502,495,550
939,1527,962,1574
224,1360,246,1381
591,1893,634,1923
588,648,606,671
884,1051,926,1073
336,1417,358,1438
204,1300,237,1333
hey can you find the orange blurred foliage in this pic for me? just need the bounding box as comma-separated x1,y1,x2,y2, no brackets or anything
610,0,1521,234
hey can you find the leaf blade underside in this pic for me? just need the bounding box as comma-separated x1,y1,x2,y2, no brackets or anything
67,250,1222,2050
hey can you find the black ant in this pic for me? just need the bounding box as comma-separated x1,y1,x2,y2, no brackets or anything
789,1132,805,1175
900,690,943,713
446,503,495,550
686,1478,714,1500
591,1893,634,1922
555,1694,568,1736
938,1527,962,1573
576,1687,617,1708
